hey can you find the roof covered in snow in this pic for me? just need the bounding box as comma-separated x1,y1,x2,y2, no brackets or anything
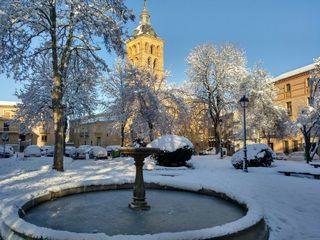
80,116,114,125
272,63,315,83
0,101,18,106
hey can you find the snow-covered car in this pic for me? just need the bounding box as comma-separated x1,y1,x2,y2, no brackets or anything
41,145,54,157
147,134,194,167
70,148,86,160
231,143,275,169
78,145,92,153
89,146,108,159
0,145,14,158
275,152,288,160
65,146,76,157
24,145,42,157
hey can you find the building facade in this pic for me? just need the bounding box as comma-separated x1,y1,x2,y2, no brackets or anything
69,115,120,147
0,101,54,150
267,63,315,153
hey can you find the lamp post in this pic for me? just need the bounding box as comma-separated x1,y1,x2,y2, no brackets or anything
239,95,249,172
308,77,319,106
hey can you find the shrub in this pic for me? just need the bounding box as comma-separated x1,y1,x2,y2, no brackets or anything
153,145,193,167
148,135,194,167
231,144,275,169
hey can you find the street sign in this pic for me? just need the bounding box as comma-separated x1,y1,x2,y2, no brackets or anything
1,132,9,142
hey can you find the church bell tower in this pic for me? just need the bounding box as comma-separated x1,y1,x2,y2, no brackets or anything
126,0,164,80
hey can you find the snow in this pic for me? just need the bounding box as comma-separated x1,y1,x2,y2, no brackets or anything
147,135,193,152
0,155,320,239
271,63,315,83
0,101,18,106
80,116,114,125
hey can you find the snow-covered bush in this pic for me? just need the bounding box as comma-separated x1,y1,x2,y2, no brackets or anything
147,135,194,167
231,144,275,169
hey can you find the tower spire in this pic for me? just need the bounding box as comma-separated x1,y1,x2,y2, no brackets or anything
140,0,150,25
144,0,147,10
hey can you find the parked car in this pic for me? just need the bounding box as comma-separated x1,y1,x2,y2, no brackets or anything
24,145,42,157
199,147,216,155
289,151,305,161
0,145,14,158
65,146,76,157
78,145,92,153
70,148,86,160
89,146,109,159
41,145,54,157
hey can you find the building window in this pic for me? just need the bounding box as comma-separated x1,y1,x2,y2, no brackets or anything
41,135,47,142
286,102,292,116
3,122,9,131
285,84,291,98
286,84,291,92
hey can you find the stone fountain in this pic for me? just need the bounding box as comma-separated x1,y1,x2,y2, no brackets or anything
3,147,269,240
120,147,160,210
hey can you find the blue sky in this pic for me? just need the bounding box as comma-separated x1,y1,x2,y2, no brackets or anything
1,0,320,101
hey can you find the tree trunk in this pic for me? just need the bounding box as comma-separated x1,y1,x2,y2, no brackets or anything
63,117,68,155
52,74,64,171
148,121,154,142
266,134,271,147
302,128,312,163
50,1,64,171
121,123,125,147
213,123,220,155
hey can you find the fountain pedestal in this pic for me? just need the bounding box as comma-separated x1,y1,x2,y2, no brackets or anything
120,147,160,210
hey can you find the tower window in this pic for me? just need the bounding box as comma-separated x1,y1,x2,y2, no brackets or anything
151,45,154,54
148,57,152,67
145,43,149,53
153,58,157,69
157,46,160,56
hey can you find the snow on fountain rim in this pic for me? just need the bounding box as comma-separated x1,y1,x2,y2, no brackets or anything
0,178,264,240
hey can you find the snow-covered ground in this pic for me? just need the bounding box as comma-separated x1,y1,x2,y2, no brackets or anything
1,155,320,240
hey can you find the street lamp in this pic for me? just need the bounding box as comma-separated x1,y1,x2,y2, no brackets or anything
219,119,223,159
308,77,319,106
239,95,249,172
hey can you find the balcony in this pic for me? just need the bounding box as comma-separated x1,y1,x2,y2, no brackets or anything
285,92,291,99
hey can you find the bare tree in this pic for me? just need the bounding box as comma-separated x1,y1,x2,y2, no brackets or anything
186,43,247,153
0,0,134,171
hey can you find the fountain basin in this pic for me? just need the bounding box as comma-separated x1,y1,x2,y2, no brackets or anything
0,182,269,240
